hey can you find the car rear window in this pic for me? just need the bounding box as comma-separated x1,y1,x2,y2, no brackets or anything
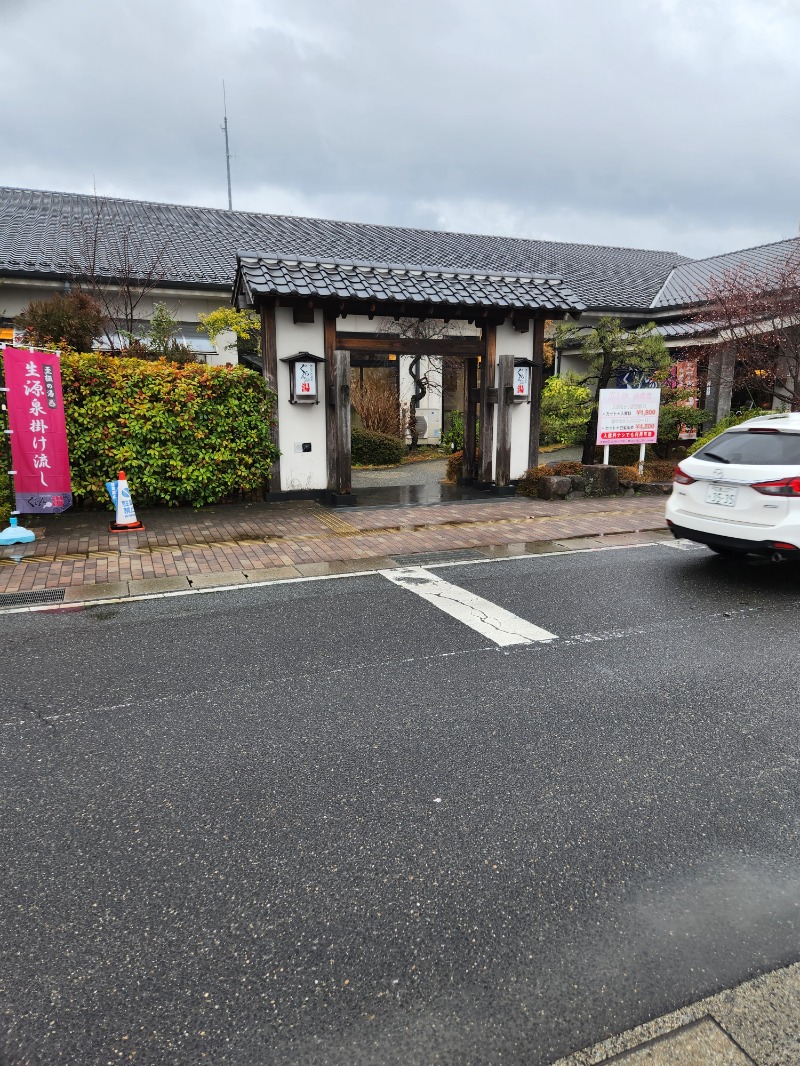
695,429,800,465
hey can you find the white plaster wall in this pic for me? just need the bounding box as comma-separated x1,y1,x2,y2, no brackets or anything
399,354,443,442
209,328,239,366
559,353,589,378
0,278,230,343
495,320,535,479
274,307,328,491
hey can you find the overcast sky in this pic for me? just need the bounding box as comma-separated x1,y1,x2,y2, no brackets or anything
2,0,798,259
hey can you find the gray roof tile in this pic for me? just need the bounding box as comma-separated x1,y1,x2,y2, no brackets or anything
652,237,800,308
0,186,688,310
235,255,585,313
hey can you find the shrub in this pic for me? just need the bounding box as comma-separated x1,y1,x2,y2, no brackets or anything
0,428,10,525
351,427,406,465
540,374,592,446
445,449,464,483
351,377,404,438
644,459,678,481
17,291,106,352
617,460,679,483
60,353,278,507
592,443,689,465
441,410,465,451
617,464,644,483
516,461,582,497
688,408,768,454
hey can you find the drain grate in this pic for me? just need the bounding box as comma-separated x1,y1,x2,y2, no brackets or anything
0,588,67,607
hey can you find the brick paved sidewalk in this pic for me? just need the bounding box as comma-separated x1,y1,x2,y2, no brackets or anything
0,494,670,603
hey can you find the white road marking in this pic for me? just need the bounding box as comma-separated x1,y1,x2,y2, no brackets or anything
659,538,708,551
380,566,557,646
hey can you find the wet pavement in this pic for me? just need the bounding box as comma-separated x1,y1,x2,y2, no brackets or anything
2,544,799,1063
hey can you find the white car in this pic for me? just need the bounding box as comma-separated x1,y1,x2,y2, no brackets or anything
666,412,800,559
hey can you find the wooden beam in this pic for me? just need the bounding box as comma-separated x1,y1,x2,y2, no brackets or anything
478,322,497,483
463,357,478,480
495,352,513,487
334,350,352,494
293,305,315,324
260,298,281,494
335,332,483,357
528,317,545,471
324,311,338,492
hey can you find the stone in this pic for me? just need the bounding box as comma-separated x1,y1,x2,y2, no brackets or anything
569,474,586,491
538,475,572,500
582,464,620,496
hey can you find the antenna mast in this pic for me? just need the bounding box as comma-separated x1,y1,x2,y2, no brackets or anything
222,81,233,211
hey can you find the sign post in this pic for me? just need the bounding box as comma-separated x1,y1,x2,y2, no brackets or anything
596,388,661,474
1,346,72,539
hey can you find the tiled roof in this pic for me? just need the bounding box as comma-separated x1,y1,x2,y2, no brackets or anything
652,319,716,339
652,237,800,308
0,187,690,310
235,254,585,313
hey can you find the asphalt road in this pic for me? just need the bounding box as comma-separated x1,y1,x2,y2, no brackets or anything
2,544,800,1065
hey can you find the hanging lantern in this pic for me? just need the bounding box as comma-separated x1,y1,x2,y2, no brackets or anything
280,351,325,404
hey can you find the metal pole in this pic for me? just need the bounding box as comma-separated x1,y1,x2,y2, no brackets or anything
603,444,610,465
222,81,233,211
638,442,646,476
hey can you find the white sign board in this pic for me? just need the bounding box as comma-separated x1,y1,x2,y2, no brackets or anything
293,360,317,402
596,388,660,445
512,365,530,400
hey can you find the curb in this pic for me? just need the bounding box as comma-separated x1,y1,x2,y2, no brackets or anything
0,529,671,614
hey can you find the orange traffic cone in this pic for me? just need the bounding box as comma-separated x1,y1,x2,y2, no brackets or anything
109,470,145,532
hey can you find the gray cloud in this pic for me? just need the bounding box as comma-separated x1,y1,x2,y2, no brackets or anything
1,0,798,257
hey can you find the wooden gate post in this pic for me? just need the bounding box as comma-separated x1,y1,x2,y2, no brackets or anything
462,357,479,481
477,321,497,485
495,351,513,488
260,298,281,493
528,317,545,471
333,349,351,495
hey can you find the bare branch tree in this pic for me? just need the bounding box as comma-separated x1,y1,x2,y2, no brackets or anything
376,316,467,448
694,245,800,411
71,193,170,349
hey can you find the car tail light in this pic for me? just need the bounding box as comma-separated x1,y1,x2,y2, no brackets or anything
753,476,800,496
673,465,696,485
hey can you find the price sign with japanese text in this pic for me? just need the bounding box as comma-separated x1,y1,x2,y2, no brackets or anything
2,346,72,513
596,387,661,445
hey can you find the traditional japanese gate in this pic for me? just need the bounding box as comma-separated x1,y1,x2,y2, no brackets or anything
233,255,583,501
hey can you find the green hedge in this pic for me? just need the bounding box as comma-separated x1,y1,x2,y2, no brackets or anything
541,374,592,446
60,353,278,507
351,427,406,465
0,431,10,526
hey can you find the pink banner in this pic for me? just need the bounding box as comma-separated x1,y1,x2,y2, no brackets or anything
2,346,72,513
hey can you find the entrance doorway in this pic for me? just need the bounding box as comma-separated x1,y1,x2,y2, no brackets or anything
348,347,482,505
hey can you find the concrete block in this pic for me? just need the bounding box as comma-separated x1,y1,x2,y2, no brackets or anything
64,581,129,603
128,577,191,595
186,571,248,589
582,464,620,496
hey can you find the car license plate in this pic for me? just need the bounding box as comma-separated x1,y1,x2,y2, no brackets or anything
706,484,738,507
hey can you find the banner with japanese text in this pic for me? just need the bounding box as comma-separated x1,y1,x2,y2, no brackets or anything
2,346,72,513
